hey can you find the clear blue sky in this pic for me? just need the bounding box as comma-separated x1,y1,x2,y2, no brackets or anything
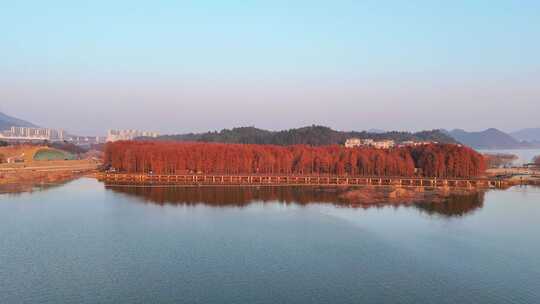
1,1,539,135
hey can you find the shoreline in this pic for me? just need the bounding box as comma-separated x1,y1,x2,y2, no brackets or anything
0,160,100,194
97,172,511,189
3,167,537,196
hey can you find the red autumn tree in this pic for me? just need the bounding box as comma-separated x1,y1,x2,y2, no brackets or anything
104,141,485,178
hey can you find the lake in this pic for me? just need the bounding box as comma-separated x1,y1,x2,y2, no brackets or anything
478,148,540,165
1,178,539,304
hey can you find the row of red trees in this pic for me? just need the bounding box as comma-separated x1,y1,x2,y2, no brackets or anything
104,141,486,178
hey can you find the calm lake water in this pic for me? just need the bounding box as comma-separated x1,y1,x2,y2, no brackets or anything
1,178,539,304
478,148,540,165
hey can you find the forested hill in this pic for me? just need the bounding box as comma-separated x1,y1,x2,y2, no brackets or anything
144,126,457,146
447,128,524,149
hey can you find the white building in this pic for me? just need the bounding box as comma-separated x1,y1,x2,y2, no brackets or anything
344,137,395,149
372,140,395,149
107,129,159,142
344,138,362,148
400,141,437,147
362,139,375,146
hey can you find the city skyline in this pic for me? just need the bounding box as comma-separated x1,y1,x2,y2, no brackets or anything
2,1,539,135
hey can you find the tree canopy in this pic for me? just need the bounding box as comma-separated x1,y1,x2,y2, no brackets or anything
105,141,485,178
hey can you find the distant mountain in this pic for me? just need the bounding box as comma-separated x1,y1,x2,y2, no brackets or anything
0,112,37,130
448,128,525,149
147,125,457,146
510,128,540,142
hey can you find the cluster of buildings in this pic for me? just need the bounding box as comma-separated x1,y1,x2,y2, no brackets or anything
400,140,437,147
0,127,66,141
344,138,396,149
0,126,160,145
106,129,159,142
344,138,436,149
0,126,107,146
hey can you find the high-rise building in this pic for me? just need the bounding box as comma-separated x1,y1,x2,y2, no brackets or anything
0,127,65,141
107,129,159,142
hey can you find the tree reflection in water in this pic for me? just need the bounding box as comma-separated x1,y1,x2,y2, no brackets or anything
413,192,485,217
105,185,485,218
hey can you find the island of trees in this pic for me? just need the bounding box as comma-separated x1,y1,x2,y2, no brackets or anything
104,141,486,178
141,125,457,146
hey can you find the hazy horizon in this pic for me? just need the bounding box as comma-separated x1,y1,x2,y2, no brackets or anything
2,108,538,137
2,1,539,135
